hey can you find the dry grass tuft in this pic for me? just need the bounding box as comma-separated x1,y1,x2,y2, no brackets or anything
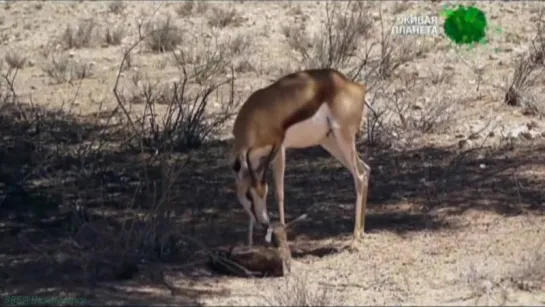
505,8,545,111
284,1,372,70
207,7,245,28
108,0,127,15
61,19,98,49
227,33,253,55
262,273,339,306
4,51,26,70
459,263,509,306
145,16,183,53
195,1,209,14
510,238,545,291
105,26,125,46
175,0,195,17
41,53,92,84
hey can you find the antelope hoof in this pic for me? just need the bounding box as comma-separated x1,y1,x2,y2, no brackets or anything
345,239,361,253
346,231,365,253
353,229,365,241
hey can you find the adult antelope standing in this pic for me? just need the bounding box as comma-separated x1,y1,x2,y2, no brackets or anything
230,69,370,247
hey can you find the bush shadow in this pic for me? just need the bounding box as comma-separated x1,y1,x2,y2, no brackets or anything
2,101,545,287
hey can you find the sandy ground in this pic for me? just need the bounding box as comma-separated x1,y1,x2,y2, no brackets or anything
1,1,545,306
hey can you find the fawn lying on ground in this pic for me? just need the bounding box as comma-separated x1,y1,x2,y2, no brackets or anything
207,214,307,277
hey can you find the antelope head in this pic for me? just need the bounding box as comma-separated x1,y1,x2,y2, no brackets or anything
231,145,279,228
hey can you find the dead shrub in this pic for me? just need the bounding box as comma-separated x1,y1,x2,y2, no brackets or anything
207,7,245,28
505,8,545,109
41,53,92,84
4,51,26,70
108,0,126,15
366,71,458,145
46,148,193,284
61,19,98,49
504,53,540,108
0,31,199,291
285,1,372,71
145,16,183,53
287,1,423,86
374,13,429,80
175,34,232,85
114,41,238,152
364,95,390,147
105,26,125,46
530,8,545,66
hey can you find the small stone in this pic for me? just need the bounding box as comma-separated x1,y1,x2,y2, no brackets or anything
520,130,540,140
468,133,481,140
54,252,70,264
527,121,540,130
412,102,423,110
479,164,486,169
458,139,471,149
507,125,529,140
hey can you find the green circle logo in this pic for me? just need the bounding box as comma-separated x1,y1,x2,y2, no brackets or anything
441,5,488,46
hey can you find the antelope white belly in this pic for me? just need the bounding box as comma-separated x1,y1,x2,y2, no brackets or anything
283,103,332,149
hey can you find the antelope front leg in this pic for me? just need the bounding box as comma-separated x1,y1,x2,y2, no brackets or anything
248,218,254,247
272,146,286,225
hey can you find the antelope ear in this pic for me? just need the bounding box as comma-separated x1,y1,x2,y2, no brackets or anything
286,213,308,229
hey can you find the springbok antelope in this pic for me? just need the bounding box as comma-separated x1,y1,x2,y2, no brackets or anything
230,68,370,247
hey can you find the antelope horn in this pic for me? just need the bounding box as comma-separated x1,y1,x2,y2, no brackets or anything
261,144,278,183
246,148,258,185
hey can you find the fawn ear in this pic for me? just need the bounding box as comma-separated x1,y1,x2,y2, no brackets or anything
285,213,308,230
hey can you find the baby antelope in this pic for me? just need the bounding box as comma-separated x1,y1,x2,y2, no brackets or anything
207,214,307,277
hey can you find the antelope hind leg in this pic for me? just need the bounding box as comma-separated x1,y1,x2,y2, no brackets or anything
330,128,370,250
